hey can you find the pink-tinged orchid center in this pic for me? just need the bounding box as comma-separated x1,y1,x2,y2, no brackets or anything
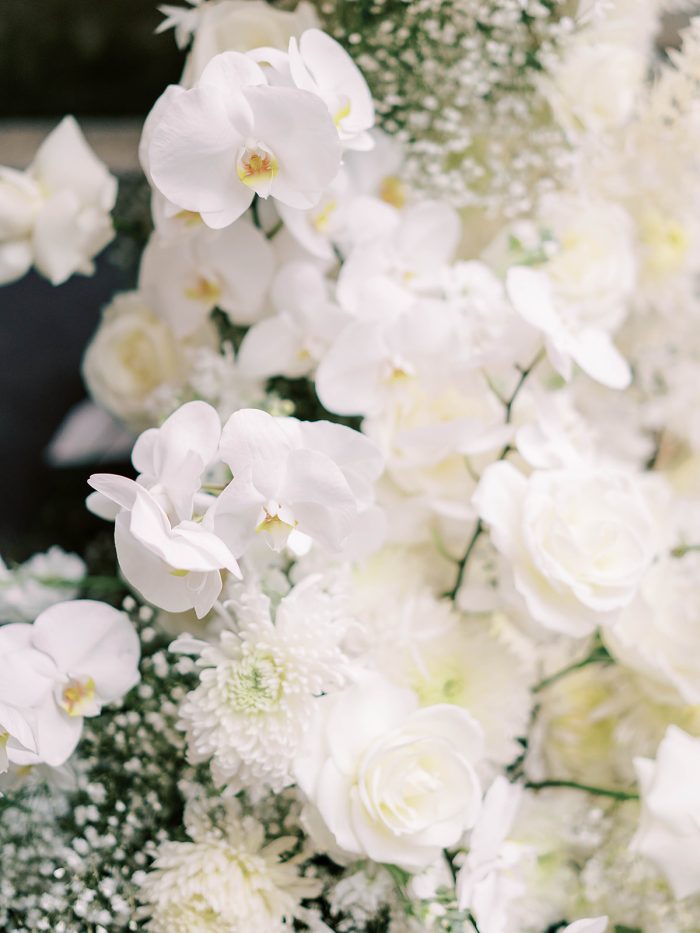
59,677,98,718
236,144,278,198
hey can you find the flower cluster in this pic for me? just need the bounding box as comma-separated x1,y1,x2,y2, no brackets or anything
4,1,700,931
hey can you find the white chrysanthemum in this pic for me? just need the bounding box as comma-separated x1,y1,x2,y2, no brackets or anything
365,591,535,772
139,798,321,933
528,661,700,789
178,576,349,792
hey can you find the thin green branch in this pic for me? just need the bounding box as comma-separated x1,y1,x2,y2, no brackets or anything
445,348,545,601
525,779,639,802
533,645,612,693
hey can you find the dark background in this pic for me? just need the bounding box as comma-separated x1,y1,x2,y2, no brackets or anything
0,0,182,118
0,2,183,558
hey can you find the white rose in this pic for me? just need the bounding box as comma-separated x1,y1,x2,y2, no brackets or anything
540,193,637,334
544,39,645,137
604,552,700,705
183,0,319,86
294,675,483,870
82,291,215,429
632,726,700,900
474,463,658,637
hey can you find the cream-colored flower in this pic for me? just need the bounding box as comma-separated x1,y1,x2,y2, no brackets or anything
474,463,658,637
139,797,321,933
82,291,216,430
604,552,700,705
294,673,483,870
173,0,319,86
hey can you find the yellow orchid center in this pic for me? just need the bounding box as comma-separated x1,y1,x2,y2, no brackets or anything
380,175,406,209
236,144,278,197
184,275,221,305
174,209,203,227
255,511,296,535
0,732,9,750
60,677,96,718
333,99,352,127
312,200,338,232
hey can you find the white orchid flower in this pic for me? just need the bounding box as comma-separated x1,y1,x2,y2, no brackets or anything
146,50,342,229
139,219,274,337
315,300,458,417
0,117,117,286
288,29,375,151
213,408,383,555
506,266,631,390
237,261,350,379
89,475,240,618
335,199,461,314
88,400,222,524
0,701,37,773
0,601,139,767
88,401,241,616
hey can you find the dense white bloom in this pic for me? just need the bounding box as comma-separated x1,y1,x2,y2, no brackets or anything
89,402,242,616
288,29,375,150
456,777,525,932
214,408,384,555
237,261,349,379
506,195,637,389
474,463,658,636
177,575,348,791
82,291,217,430
316,301,457,418
139,220,274,336
0,547,86,623
525,660,700,790
146,50,342,228
0,600,139,766
336,201,461,314
441,261,534,370
632,726,700,899
295,673,484,870
0,116,117,285
604,552,700,705
365,593,534,772
166,0,320,87
543,36,645,138
139,796,321,932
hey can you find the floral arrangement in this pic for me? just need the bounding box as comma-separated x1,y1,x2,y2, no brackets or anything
3,1,700,930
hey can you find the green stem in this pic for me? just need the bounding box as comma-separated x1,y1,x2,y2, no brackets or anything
444,519,483,601
504,349,544,424
533,647,612,693
525,779,639,801
250,196,283,240
251,196,263,231
445,348,544,600
671,543,700,558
